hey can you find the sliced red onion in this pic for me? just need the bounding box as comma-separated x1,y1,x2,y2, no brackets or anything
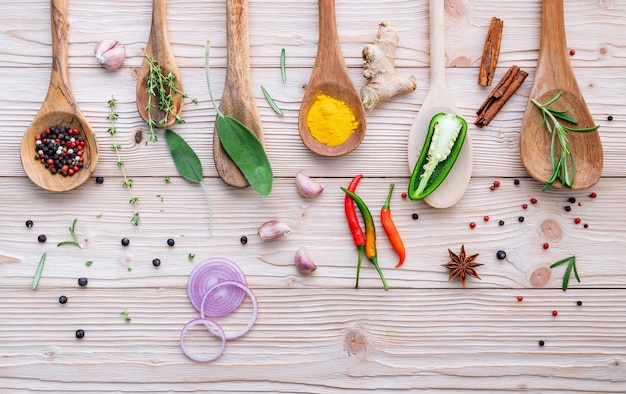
179,318,226,363
187,258,246,317
200,280,258,340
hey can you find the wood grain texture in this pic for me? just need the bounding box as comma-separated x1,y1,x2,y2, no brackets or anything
1,0,625,392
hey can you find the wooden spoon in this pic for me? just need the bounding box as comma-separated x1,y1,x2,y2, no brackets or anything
20,0,98,192
298,0,366,156
213,0,264,188
520,0,603,189
135,0,184,132
407,0,472,208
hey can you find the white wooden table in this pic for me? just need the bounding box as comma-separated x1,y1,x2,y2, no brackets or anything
1,0,625,392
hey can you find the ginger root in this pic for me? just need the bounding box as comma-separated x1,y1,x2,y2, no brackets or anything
361,21,417,111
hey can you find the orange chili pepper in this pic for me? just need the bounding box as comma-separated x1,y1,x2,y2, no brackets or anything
381,183,406,268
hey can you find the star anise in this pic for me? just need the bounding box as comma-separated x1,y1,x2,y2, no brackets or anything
442,245,482,287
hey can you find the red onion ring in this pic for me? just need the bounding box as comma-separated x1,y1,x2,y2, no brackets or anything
200,280,258,340
187,257,246,317
179,318,226,363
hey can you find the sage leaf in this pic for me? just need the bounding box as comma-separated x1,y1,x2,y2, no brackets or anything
165,129,203,183
216,116,273,196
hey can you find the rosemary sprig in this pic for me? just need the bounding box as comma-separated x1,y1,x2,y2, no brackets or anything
280,48,287,85
261,86,284,116
31,252,47,290
107,97,140,226
143,54,196,143
57,218,82,248
550,255,581,291
531,91,600,190
121,308,132,323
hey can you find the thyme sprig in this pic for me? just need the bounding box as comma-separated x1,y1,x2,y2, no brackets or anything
550,255,580,291
107,97,140,226
531,91,599,190
144,54,197,143
57,218,82,248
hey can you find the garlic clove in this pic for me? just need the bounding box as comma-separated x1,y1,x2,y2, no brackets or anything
295,247,317,274
257,220,291,240
94,39,126,71
295,171,324,198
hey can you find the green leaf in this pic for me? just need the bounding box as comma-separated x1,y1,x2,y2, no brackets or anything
164,129,203,183
280,48,287,84
552,111,579,125
216,116,274,196
261,86,284,116
32,252,46,290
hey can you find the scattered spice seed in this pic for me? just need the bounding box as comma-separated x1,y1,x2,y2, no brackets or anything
469,222,477,229
543,243,549,250
96,176,104,184
121,238,130,247
240,235,248,245
489,185,495,191
496,250,506,260
75,329,85,339
578,202,582,207
552,310,558,316
26,220,34,228
517,296,523,302
564,206,571,212
522,204,528,209
577,300,583,306
498,220,504,226
38,234,47,243
513,179,520,185
583,224,589,228
530,197,538,204
59,295,68,304
589,192,597,198
483,215,490,222
412,213,419,220
401,192,407,199
518,216,525,222
607,115,613,121
152,258,161,267
34,125,86,176
167,238,175,247
78,277,88,287
574,217,581,224
539,340,545,347
493,180,500,188
568,197,576,204
569,49,575,56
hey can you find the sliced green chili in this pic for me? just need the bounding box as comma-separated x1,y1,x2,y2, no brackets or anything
32,252,47,290
261,86,284,117
408,113,467,200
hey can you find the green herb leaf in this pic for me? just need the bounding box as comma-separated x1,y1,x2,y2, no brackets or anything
261,86,284,116
164,129,203,183
550,255,579,291
216,116,274,196
280,48,287,84
32,252,47,290
85,261,93,267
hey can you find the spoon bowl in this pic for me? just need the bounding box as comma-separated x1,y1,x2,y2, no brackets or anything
298,0,366,156
407,0,472,208
136,0,184,132
20,0,98,192
520,0,603,189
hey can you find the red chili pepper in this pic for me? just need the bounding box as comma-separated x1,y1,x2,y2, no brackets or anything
342,187,388,291
380,183,406,268
345,175,366,288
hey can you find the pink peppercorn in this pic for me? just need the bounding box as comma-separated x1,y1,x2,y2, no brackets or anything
589,192,597,198
484,215,490,222
517,296,523,302
469,222,476,229
574,218,581,224
569,49,576,56
552,310,558,316
401,192,407,199
530,197,538,204
522,204,528,209
543,243,549,250
493,180,501,188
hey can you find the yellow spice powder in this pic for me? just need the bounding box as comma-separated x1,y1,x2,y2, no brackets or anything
306,94,359,146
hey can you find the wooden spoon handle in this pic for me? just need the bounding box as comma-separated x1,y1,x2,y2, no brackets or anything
429,0,446,86
540,0,567,59
47,0,74,105
147,0,172,60
213,0,263,188
317,0,341,60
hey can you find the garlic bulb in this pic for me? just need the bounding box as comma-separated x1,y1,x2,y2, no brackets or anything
295,171,323,198
295,247,317,274
257,220,291,240
94,39,126,71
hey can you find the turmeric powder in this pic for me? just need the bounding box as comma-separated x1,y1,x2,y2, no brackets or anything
306,94,358,146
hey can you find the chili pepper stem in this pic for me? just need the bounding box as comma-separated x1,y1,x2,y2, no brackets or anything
355,245,364,289
370,257,389,291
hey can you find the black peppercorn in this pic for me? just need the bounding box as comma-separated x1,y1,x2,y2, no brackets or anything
577,300,583,306
568,197,576,204
564,206,571,212
607,115,613,121
38,234,47,243
513,179,520,185
583,224,589,228
240,236,248,245
412,213,419,220
121,238,130,247
167,238,175,247
152,258,161,267
59,295,68,304
95,176,104,184
496,250,507,260
499,220,505,226
26,220,34,228
77,277,88,287
518,216,525,223
75,329,85,339
538,340,545,347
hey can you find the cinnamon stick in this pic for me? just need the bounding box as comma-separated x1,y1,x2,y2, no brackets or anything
475,65,528,128
478,17,504,86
